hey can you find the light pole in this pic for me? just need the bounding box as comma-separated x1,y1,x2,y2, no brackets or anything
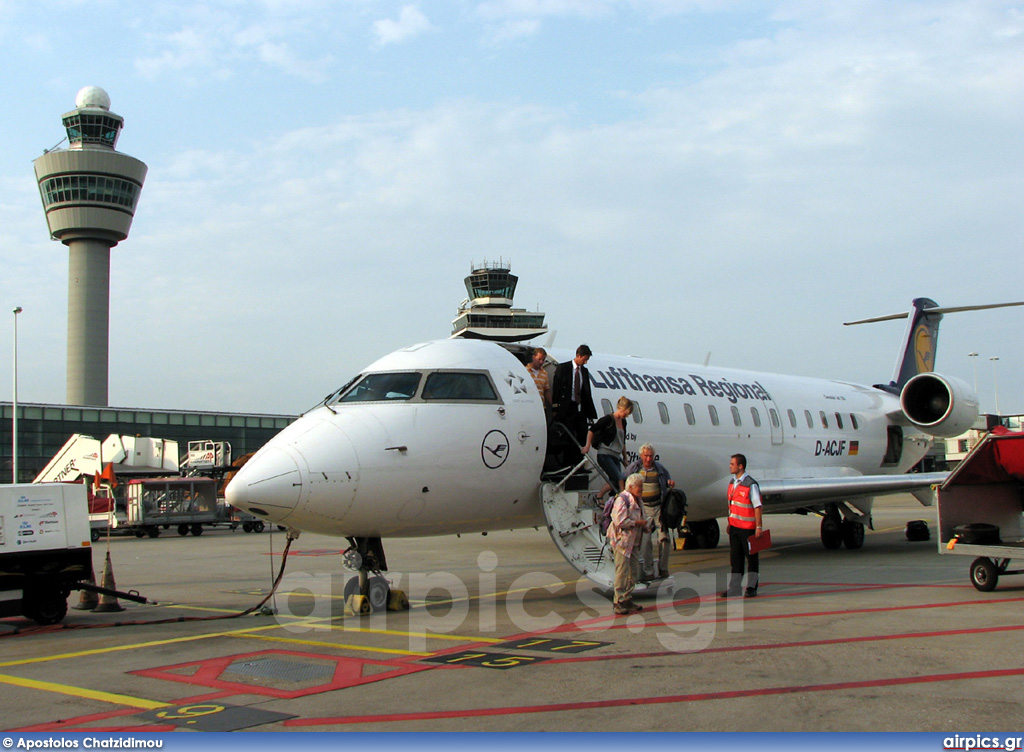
990,357,1000,417
968,352,979,394
12,306,22,483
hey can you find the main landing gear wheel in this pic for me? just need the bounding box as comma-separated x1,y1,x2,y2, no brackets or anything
820,510,843,550
969,557,999,592
681,519,720,549
841,519,865,549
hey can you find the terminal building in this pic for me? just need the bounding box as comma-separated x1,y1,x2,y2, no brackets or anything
1,402,295,484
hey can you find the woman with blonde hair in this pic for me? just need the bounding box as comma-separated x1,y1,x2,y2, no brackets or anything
582,396,633,500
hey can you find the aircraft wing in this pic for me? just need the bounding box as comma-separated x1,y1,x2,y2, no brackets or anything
758,472,948,512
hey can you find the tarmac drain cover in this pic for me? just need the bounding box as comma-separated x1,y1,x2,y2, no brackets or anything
225,657,334,683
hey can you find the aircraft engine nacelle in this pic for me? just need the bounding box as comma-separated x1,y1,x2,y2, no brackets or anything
899,373,979,438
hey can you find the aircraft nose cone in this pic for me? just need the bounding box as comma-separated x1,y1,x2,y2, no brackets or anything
225,446,303,517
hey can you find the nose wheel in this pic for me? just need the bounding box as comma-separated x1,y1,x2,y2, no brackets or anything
344,574,392,612
342,536,409,614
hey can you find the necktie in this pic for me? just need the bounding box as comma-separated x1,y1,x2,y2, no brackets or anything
573,366,581,404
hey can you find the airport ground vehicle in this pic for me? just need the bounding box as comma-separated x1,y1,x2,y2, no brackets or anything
125,476,237,537
34,433,179,539
123,442,264,535
937,427,1024,591
0,483,93,625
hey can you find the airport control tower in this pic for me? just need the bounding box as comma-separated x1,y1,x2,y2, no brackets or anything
33,86,148,406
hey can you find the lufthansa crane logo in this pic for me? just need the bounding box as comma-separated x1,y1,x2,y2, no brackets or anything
913,324,935,373
481,430,510,469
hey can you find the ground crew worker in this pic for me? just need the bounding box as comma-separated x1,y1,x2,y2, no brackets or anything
721,453,764,598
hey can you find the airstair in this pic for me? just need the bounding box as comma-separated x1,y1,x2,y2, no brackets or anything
540,451,673,595
540,459,616,592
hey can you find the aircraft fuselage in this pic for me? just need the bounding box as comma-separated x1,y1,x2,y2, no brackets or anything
226,338,930,538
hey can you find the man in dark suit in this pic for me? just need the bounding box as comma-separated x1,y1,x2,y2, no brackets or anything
551,344,598,453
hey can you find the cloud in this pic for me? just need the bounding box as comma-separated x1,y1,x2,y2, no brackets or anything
5,1,1024,414
476,0,613,42
133,7,334,82
372,5,434,47
476,0,613,20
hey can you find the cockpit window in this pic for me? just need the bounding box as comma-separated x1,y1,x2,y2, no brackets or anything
421,371,498,401
338,372,421,402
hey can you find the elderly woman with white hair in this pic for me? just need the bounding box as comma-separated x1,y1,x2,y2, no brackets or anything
606,472,651,615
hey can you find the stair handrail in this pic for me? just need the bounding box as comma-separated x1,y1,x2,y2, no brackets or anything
547,420,613,494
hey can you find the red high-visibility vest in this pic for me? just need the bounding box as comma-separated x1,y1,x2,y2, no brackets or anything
728,476,758,529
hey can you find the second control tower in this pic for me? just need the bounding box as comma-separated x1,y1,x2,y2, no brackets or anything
33,86,147,406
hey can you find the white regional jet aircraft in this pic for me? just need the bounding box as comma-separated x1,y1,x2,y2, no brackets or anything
225,298,1021,612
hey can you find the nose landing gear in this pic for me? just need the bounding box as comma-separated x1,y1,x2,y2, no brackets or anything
342,536,409,615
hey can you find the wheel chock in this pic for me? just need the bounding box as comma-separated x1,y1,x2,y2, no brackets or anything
386,588,410,611
346,593,372,616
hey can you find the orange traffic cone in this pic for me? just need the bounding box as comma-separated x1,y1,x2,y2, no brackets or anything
93,551,125,613
72,576,99,611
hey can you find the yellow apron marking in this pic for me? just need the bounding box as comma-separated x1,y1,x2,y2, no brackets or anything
0,622,287,668
0,673,168,710
236,633,432,656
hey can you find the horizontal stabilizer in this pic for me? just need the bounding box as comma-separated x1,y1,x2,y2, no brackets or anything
843,300,1024,326
844,298,1024,392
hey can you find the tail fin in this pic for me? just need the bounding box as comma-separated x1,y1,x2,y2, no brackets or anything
888,297,942,391
844,298,1024,395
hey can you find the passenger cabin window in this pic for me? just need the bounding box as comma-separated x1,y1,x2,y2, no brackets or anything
834,412,844,430
422,371,497,401
684,403,696,425
601,398,613,416
339,372,421,402
819,411,829,429
731,406,742,426
770,408,780,428
788,409,797,428
632,402,643,424
850,414,860,430
657,402,670,425
804,410,814,429
751,407,762,427
708,405,720,426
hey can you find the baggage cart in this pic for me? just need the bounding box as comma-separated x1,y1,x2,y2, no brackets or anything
936,426,1024,591
125,476,233,537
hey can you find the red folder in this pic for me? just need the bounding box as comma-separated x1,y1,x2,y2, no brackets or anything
748,529,772,554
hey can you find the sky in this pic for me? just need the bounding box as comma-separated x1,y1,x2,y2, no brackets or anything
0,0,1022,417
